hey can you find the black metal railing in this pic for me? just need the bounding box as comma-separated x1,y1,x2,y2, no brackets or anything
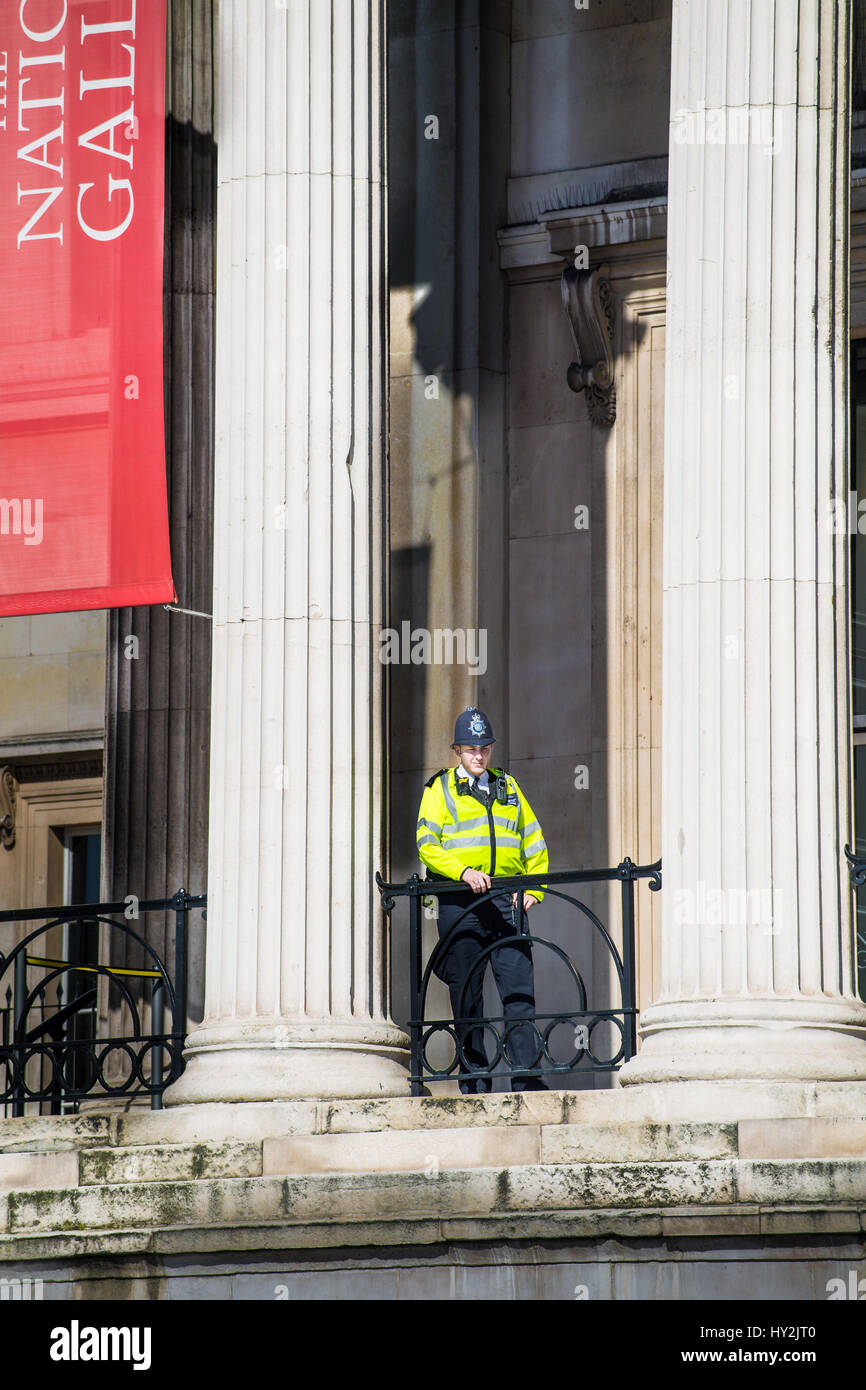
0,890,204,1116
845,846,866,1003
377,859,661,1095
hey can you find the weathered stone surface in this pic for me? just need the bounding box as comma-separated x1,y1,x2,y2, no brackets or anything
316,1093,566,1133
116,1102,320,1148
103,1082,866,1150
541,1121,738,1164
6,1170,503,1235
738,1118,866,1160
612,1258,816,1302
575,1081,866,1124
440,1209,666,1242
5,1091,866,1285
6,1190,866,1282
737,1160,866,1205
496,1162,738,1211
3,1241,865,1301
661,1208,761,1237
758,1207,862,1236
117,1094,565,1147
3,1160,745,1237
0,1113,113,1154
263,1126,540,1176
0,1152,79,1192
80,1141,262,1186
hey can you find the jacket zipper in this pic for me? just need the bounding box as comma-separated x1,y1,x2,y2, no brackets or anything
467,778,497,876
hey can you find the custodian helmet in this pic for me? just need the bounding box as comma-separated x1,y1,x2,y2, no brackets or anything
452,707,495,747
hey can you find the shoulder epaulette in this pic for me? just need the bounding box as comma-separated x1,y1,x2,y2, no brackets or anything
424,768,449,790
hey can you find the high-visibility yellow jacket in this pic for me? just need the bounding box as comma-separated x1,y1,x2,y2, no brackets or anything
416,767,549,899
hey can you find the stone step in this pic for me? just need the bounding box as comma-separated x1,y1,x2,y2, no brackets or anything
0,1112,113,1153
5,1114,865,1192
737,1118,866,1160
0,1150,79,1192
1,1083,856,1157
79,1141,262,1186
542,1122,738,1164
113,1081,866,1150
5,1159,866,1237
62,1122,741,1186
114,1092,570,1148
0,1163,731,1234
260,1121,738,1176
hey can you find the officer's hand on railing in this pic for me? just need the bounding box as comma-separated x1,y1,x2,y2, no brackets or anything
461,868,491,894
512,892,539,912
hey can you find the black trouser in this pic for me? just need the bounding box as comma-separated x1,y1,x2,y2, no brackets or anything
434,888,540,1093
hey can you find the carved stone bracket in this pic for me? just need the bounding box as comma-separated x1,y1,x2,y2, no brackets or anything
561,263,617,426
0,767,17,851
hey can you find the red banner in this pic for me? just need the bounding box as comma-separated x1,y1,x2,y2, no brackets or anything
0,0,174,616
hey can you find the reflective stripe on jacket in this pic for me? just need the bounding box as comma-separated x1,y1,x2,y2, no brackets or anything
416,767,549,900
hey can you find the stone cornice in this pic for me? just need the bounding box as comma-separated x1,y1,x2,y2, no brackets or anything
498,195,668,281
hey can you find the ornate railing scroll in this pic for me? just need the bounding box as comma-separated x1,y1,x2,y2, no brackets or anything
0,889,205,1117
377,859,660,1096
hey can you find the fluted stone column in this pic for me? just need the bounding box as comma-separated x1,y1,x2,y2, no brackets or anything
170,0,410,1102
620,0,866,1084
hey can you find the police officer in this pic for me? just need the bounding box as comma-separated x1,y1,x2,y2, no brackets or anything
416,707,550,1093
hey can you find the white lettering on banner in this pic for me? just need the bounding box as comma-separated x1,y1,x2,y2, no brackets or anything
79,43,134,98
0,51,8,132
80,1,137,43
19,48,65,71
0,498,44,545
14,0,68,245
17,183,62,245
19,0,68,45
18,122,64,175
78,103,134,165
76,174,132,241
17,69,64,132
76,2,138,238
12,0,140,249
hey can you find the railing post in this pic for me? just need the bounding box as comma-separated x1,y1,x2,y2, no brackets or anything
151,978,165,1111
620,861,638,1061
173,889,188,1078
1,987,7,1120
408,877,423,1097
13,946,27,1117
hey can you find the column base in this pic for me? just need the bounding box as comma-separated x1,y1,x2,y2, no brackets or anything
618,998,866,1085
166,1019,412,1103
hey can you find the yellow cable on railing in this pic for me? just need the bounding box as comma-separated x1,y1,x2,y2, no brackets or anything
25,956,162,980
